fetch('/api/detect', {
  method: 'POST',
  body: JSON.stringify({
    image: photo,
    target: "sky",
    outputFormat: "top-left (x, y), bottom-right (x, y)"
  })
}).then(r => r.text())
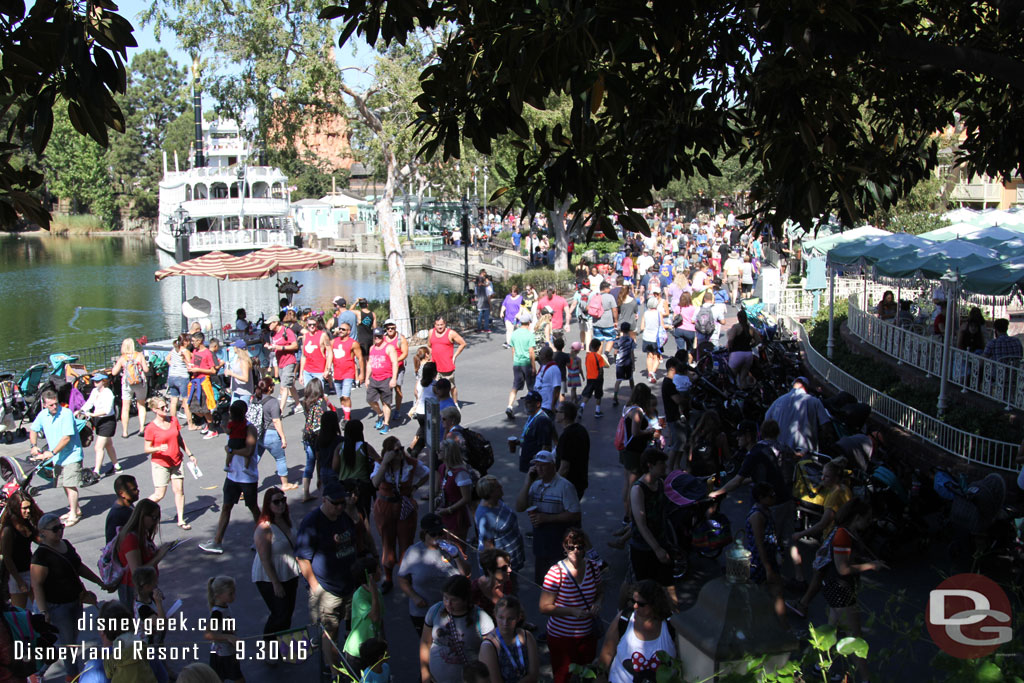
top-left (117, 0), bottom-right (375, 92)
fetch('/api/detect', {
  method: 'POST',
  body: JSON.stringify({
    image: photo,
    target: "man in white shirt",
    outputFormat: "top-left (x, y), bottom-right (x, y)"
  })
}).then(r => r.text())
top-left (636, 249), bottom-right (655, 278)
top-left (533, 346), bottom-right (562, 418)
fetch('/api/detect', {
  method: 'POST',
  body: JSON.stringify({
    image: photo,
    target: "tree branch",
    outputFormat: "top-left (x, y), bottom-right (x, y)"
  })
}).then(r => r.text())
top-left (878, 31), bottom-right (1024, 91)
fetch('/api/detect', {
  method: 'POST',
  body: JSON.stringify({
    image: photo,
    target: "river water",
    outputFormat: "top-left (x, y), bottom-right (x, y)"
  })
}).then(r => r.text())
top-left (0, 234), bottom-right (463, 360)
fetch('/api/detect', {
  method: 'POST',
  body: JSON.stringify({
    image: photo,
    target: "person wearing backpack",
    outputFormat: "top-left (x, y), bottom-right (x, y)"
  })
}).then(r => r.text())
top-left (693, 291), bottom-right (720, 358)
top-left (591, 281), bottom-right (619, 359)
top-left (434, 438), bottom-right (476, 545)
top-left (595, 580), bottom-right (676, 683)
top-left (111, 338), bottom-right (149, 439)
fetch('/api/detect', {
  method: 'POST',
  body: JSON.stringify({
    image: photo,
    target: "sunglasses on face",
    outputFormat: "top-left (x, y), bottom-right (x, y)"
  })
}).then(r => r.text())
top-left (565, 544), bottom-right (583, 552)
top-left (632, 598), bottom-right (649, 608)
top-left (46, 524), bottom-right (64, 532)
top-left (326, 498), bottom-right (346, 506)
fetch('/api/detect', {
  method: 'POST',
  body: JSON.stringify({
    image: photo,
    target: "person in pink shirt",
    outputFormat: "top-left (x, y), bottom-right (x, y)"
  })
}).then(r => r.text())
top-left (265, 315), bottom-right (300, 415)
top-left (537, 287), bottom-right (571, 335)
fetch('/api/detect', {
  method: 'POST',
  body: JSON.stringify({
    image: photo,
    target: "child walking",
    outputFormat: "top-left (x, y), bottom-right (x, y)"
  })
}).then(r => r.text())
top-left (205, 575), bottom-right (243, 682)
top-left (578, 338), bottom-right (609, 419)
top-left (566, 342), bottom-right (583, 403)
top-left (408, 347), bottom-right (431, 420)
top-left (133, 566), bottom-right (166, 645)
top-left (612, 322), bottom-right (637, 407)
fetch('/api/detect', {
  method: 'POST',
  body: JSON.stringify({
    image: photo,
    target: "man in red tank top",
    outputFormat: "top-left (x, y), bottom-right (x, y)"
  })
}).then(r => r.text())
top-left (366, 328), bottom-right (399, 434)
top-left (330, 322), bottom-right (363, 422)
top-left (428, 316), bottom-right (467, 404)
top-left (382, 318), bottom-right (409, 417)
top-left (299, 317), bottom-right (333, 388)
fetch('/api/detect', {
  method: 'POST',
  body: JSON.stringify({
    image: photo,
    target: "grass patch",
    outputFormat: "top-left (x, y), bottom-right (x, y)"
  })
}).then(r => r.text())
top-left (50, 214), bottom-right (107, 236)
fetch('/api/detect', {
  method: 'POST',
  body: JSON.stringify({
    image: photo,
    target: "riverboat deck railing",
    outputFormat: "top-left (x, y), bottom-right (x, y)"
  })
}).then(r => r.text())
top-left (0, 341), bottom-right (124, 378)
top-left (784, 314), bottom-right (1018, 472)
top-left (190, 227), bottom-right (293, 251)
top-left (847, 293), bottom-right (1024, 411)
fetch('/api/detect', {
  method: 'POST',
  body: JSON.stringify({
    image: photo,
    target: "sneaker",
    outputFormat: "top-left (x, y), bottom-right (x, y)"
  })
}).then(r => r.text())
top-left (505, 407), bottom-right (515, 420)
top-left (379, 425), bottom-right (390, 435)
top-left (374, 417), bottom-right (384, 430)
top-left (203, 430), bottom-right (218, 440)
top-left (294, 404), bottom-right (304, 414)
top-left (595, 409), bottom-right (603, 418)
top-left (199, 540), bottom-right (224, 554)
top-left (612, 398), bottom-right (619, 407)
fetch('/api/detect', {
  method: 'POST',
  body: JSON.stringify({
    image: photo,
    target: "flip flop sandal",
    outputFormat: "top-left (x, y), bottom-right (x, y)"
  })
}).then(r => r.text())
top-left (177, 522), bottom-right (192, 530)
top-left (64, 516), bottom-right (81, 527)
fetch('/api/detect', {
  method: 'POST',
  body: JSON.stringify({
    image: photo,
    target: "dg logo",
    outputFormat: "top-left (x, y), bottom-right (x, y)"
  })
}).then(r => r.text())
top-left (927, 573), bottom-right (1012, 659)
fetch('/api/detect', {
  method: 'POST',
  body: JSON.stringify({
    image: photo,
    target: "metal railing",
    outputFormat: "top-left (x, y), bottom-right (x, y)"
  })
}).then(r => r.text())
top-left (784, 315), bottom-right (1019, 472)
top-left (777, 278), bottom-right (891, 319)
top-left (0, 341), bottom-right (124, 378)
top-left (847, 294), bottom-right (1024, 411)
top-left (190, 227), bottom-right (293, 251)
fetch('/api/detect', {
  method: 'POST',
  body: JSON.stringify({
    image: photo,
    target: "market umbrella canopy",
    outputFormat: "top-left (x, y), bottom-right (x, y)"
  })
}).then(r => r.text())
top-left (802, 226), bottom-right (889, 257)
top-left (918, 222), bottom-right (985, 242)
top-left (944, 208), bottom-right (981, 225)
top-left (154, 250), bottom-right (277, 281)
top-left (827, 232), bottom-right (930, 267)
top-left (960, 255), bottom-right (1024, 296)
top-left (250, 244), bottom-right (335, 272)
top-left (873, 240), bottom-right (1001, 279)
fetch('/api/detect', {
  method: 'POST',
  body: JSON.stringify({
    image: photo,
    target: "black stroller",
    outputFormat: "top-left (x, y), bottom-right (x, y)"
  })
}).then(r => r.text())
top-left (663, 470), bottom-right (731, 579)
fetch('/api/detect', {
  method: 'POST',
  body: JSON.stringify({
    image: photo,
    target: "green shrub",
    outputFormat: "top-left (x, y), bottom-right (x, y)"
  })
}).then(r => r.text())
top-left (496, 268), bottom-right (576, 296)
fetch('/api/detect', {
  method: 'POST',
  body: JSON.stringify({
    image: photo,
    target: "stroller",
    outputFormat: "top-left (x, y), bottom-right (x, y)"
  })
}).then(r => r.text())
top-left (16, 362), bottom-right (49, 423)
top-left (0, 370), bottom-right (27, 443)
top-left (662, 470), bottom-right (731, 579)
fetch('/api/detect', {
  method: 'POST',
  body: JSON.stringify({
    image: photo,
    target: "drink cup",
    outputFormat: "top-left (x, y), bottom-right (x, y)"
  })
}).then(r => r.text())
top-left (508, 436), bottom-right (519, 453)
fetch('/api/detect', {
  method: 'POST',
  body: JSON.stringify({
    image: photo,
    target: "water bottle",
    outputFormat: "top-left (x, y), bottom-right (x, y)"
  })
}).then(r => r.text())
top-left (437, 540), bottom-right (459, 557)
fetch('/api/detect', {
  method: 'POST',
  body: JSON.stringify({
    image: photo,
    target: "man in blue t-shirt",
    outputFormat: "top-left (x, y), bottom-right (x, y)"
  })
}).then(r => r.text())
top-left (29, 389), bottom-right (84, 524)
top-left (296, 480), bottom-right (361, 671)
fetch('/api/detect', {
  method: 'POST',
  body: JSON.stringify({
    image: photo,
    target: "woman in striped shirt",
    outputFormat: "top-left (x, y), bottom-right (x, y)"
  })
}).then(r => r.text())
top-left (539, 528), bottom-right (604, 683)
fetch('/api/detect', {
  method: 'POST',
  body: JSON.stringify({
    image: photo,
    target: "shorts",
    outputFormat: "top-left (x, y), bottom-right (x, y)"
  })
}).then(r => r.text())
top-left (166, 376), bottom-right (189, 398)
top-left (581, 377), bottom-right (603, 400)
top-left (92, 414), bottom-right (116, 438)
top-left (641, 341), bottom-right (661, 355)
top-left (301, 370), bottom-right (324, 388)
top-left (438, 370), bottom-right (456, 385)
top-left (512, 365), bottom-right (534, 391)
top-left (54, 460), bottom-right (82, 488)
top-left (593, 326), bottom-right (616, 342)
top-left (334, 378), bottom-right (355, 398)
top-left (395, 366), bottom-right (406, 387)
top-left (308, 584), bottom-right (349, 634)
top-left (123, 382), bottom-right (147, 402)
top-left (151, 461), bottom-right (184, 488)
top-left (224, 478), bottom-right (258, 507)
top-left (7, 569), bottom-right (29, 595)
top-left (615, 364), bottom-right (634, 381)
top-left (619, 448), bottom-right (644, 476)
top-left (278, 363), bottom-right (296, 388)
top-left (366, 377), bottom-right (393, 406)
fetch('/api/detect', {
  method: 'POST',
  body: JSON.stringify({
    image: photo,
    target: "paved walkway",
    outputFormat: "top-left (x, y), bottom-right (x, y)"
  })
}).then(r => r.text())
top-left (3, 325), bottom-right (943, 681)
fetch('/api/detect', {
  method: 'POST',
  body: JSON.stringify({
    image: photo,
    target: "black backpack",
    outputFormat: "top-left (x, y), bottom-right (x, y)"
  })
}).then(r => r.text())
top-left (453, 426), bottom-right (495, 475)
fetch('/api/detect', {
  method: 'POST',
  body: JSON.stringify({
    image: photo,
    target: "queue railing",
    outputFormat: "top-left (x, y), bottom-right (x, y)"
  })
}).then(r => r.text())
top-left (784, 314), bottom-right (1019, 472)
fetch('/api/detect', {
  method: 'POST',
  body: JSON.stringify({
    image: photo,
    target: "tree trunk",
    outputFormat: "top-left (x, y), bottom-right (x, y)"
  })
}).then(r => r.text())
top-left (378, 147), bottom-right (413, 337)
top-left (548, 198), bottom-right (572, 271)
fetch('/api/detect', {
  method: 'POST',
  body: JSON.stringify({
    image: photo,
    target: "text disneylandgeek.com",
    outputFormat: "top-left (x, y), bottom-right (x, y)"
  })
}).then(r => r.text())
top-left (14, 613), bottom-right (311, 663)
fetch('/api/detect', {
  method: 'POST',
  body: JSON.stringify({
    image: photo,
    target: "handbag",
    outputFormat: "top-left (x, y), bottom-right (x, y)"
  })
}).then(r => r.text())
top-left (560, 560), bottom-right (605, 637)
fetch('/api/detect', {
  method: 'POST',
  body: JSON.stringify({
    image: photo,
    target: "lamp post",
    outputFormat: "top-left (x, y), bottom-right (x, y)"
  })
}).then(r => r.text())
top-left (937, 270), bottom-right (958, 417)
top-left (461, 194), bottom-right (470, 294)
top-left (169, 206), bottom-right (192, 333)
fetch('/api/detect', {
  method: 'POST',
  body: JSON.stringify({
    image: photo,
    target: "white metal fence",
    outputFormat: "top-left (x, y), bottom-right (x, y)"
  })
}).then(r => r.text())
top-left (846, 294), bottom-right (1024, 411)
top-left (784, 315), bottom-right (1019, 472)
top-left (777, 278), bottom-right (891, 319)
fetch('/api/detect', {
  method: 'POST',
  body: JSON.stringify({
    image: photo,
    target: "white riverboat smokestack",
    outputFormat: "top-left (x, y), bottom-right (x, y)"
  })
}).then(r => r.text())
top-left (192, 57), bottom-right (204, 169)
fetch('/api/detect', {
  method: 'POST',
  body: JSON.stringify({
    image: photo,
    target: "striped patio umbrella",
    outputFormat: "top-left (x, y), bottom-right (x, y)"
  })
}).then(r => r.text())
top-left (155, 251), bottom-right (278, 332)
top-left (153, 250), bottom-right (277, 282)
top-left (249, 244), bottom-right (335, 272)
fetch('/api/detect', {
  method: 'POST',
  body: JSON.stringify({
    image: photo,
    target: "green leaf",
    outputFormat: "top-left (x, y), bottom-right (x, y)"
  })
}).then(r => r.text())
top-left (835, 637), bottom-right (869, 659)
top-left (976, 661), bottom-right (1003, 683)
top-left (319, 6), bottom-right (345, 20)
top-left (809, 624), bottom-right (837, 652)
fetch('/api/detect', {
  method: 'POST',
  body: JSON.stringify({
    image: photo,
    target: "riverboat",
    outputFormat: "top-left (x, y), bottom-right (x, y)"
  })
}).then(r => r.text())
top-left (155, 119), bottom-right (294, 256)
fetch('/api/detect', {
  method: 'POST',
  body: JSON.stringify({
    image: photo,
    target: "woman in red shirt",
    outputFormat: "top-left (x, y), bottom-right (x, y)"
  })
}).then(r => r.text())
top-left (143, 396), bottom-right (197, 530)
top-left (114, 498), bottom-right (173, 604)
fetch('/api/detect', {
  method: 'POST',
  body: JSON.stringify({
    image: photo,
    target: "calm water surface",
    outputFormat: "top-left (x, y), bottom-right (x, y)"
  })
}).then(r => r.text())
top-left (0, 234), bottom-right (462, 360)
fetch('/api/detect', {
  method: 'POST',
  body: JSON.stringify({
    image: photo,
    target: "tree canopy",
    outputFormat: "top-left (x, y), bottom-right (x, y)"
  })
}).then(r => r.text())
top-left (0, 0), bottom-right (135, 227)
top-left (322, 0), bottom-right (1024, 237)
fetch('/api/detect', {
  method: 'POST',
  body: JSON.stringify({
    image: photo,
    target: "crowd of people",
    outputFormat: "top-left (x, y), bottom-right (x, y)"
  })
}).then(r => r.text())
top-left (0, 211), bottom-right (915, 683)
